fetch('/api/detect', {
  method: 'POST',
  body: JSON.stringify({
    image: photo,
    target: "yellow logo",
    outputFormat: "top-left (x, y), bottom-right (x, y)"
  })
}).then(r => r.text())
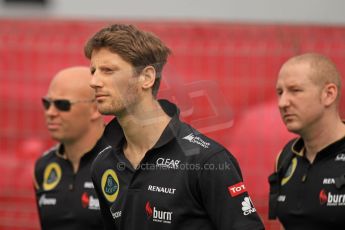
top-left (101, 169), bottom-right (119, 202)
top-left (43, 162), bottom-right (62, 191)
top-left (281, 157), bottom-right (297, 186)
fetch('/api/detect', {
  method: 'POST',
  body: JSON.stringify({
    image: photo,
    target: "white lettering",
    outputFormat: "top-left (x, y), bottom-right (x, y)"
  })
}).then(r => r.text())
top-left (88, 196), bottom-right (100, 210)
top-left (335, 153), bottom-right (345, 161)
top-left (153, 207), bottom-right (173, 223)
top-left (39, 194), bottom-right (57, 207)
top-left (277, 195), bottom-right (286, 202)
top-left (111, 211), bottom-right (122, 219)
top-left (326, 192), bottom-right (345, 206)
top-left (84, 181), bottom-right (94, 188)
top-left (323, 178), bottom-right (335, 184)
top-left (156, 158), bottom-right (180, 169)
top-left (148, 185), bottom-right (176, 195)
top-left (183, 134), bottom-right (210, 148)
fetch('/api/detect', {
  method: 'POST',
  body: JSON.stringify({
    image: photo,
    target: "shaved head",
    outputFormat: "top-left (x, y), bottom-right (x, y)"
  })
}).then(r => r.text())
top-left (48, 66), bottom-right (94, 100)
top-left (281, 53), bottom-right (341, 101)
top-left (44, 66), bottom-right (103, 143)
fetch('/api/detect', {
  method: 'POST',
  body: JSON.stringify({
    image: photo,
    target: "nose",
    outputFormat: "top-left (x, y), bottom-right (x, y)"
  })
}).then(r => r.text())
top-left (89, 70), bottom-right (103, 89)
top-left (278, 92), bottom-right (290, 109)
top-left (44, 102), bottom-right (59, 117)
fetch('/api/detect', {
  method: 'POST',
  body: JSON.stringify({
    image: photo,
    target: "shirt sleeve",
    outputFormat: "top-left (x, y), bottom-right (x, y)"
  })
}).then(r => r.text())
top-left (91, 163), bottom-right (117, 230)
top-left (197, 150), bottom-right (265, 230)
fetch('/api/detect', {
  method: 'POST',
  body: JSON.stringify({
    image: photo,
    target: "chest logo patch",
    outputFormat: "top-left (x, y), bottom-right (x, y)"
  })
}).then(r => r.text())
top-left (281, 157), bottom-right (297, 186)
top-left (335, 153), bottom-right (345, 161)
top-left (101, 169), bottom-right (119, 202)
top-left (319, 189), bottom-right (345, 206)
top-left (43, 162), bottom-right (62, 191)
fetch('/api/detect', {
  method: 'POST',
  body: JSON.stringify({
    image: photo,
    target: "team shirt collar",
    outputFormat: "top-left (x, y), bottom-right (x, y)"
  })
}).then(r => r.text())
top-left (291, 135), bottom-right (345, 161)
top-left (103, 99), bottom-right (181, 151)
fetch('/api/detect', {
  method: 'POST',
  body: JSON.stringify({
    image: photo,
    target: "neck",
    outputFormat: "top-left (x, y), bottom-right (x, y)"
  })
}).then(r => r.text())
top-left (118, 99), bottom-right (171, 168)
top-left (302, 115), bottom-right (345, 163)
top-left (63, 122), bottom-right (104, 172)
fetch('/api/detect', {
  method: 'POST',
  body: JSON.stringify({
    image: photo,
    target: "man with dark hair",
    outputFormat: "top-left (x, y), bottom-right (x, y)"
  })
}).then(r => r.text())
top-left (85, 24), bottom-right (265, 230)
top-left (269, 53), bottom-right (345, 230)
top-left (34, 67), bottom-right (105, 230)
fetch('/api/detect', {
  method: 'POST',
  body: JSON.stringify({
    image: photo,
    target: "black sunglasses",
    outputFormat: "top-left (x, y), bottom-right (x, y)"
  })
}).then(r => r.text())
top-left (42, 98), bottom-right (95, 112)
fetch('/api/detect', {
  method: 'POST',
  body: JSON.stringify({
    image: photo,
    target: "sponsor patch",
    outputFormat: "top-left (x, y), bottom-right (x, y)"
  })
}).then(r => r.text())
top-left (81, 192), bottom-right (100, 210)
top-left (335, 153), bottom-right (345, 161)
top-left (101, 169), bottom-right (119, 203)
top-left (156, 158), bottom-right (180, 169)
top-left (323, 178), bottom-right (335, 185)
top-left (43, 162), bottom-right (62, 191)
top-left (277, 195), bottom-right (286, 202)
top-left (145, 201), bottom-right (173, 224)
top-left (84, 181), bottom-right (94, 188)
top-left (39, 194), bottom-right (57, 207)
top-left (148, 185), bottom-right (176, 195)
top-left (241, 197), bottom-right (256, 215)
top-left (182, 133), bottom-right (210, 149)
top-left (319, 189), bottom-right (345, 206)
top-left (228, 182), bottom-right (246, 197)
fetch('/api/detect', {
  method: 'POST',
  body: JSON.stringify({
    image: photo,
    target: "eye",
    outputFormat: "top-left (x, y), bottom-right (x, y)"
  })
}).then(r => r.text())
top-left (276, 89), bottom-right (283, 96)
top-left (90, 67), bottom-right (96, 75)
top-left (103, 68), bottom-right (114, 74)
top-left (291, 88), bottom-right (302, 93)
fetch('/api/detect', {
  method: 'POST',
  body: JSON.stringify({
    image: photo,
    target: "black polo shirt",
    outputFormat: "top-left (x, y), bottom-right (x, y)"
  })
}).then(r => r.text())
top-left (91, 99), bottom-right (264, 230)
top-left (276, 137), bottom-right (345, 230)
top-left (34, 144), bottom-right (104, 230)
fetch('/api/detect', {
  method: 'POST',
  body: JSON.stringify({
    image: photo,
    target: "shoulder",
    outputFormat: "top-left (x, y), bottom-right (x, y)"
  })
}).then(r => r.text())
top-left (91, 143), bottom-right (113, 174)
top-left (275, 138), bottom-right (299, 171)
top-left (35, 145), bottom-right (59, 169)
top-left (176, 123), bottom-right (235, 164)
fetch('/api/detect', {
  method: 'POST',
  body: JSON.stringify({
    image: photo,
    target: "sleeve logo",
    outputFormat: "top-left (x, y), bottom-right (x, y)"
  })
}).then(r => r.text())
top-left (43, 162), bottom-right (62, 191)
top-left (241, 197), bottom-right (256, 215)
top-left (228, 182), bottom-right (246, 197)
top-left (101, 169), bottom-right (119, 202)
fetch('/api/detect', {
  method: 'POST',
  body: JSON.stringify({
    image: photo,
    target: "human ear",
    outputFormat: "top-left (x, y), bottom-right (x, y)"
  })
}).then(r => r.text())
top-left (140, 66), bottom-right (156, 90)
top-left (323, 83), bottom-right (338, 106)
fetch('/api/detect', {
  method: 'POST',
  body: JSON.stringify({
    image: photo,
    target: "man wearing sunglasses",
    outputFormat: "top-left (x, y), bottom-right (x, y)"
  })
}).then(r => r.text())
top-left (33, 66), bottom-right (105, 230)
top-left (84, 24), bottom-right (264, 230)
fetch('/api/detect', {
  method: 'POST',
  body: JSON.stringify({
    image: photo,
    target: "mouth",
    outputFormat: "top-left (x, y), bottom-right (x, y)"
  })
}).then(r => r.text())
top-left (47, 123), bottom-right (60, 130)
top-left (282, 114), bottom-right (295, 121)
top-left (95, 94), bottom-right (108, 101)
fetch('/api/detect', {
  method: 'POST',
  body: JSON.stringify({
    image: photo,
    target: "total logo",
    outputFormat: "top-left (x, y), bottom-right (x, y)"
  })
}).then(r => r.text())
top-left (319, 189), bottom-right (345, 206)
top-left (145, 201), bottom-right (173, 224)
top-left (182, 133), bottom-right (210, 149)
top-left (81, 192), bottom-right (100, 210)
top-left (241, 197), bottom-right (256, 216)
top-left (228, 182), bottom-right (247, 197)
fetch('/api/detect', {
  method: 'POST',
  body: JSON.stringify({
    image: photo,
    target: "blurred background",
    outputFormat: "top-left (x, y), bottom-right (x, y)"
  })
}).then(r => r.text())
top-left (0, 0), bottom-right (345, 229)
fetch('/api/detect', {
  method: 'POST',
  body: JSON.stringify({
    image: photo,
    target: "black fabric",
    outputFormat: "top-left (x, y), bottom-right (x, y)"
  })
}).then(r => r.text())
top-left (91, 99), bottom-right (265, 230)
top-left (34, 143), bottom-right (104, 230)
top-left (268, 139), bottom-right (296, 219)
top-left (270, 136), bottom-right (345, 230)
